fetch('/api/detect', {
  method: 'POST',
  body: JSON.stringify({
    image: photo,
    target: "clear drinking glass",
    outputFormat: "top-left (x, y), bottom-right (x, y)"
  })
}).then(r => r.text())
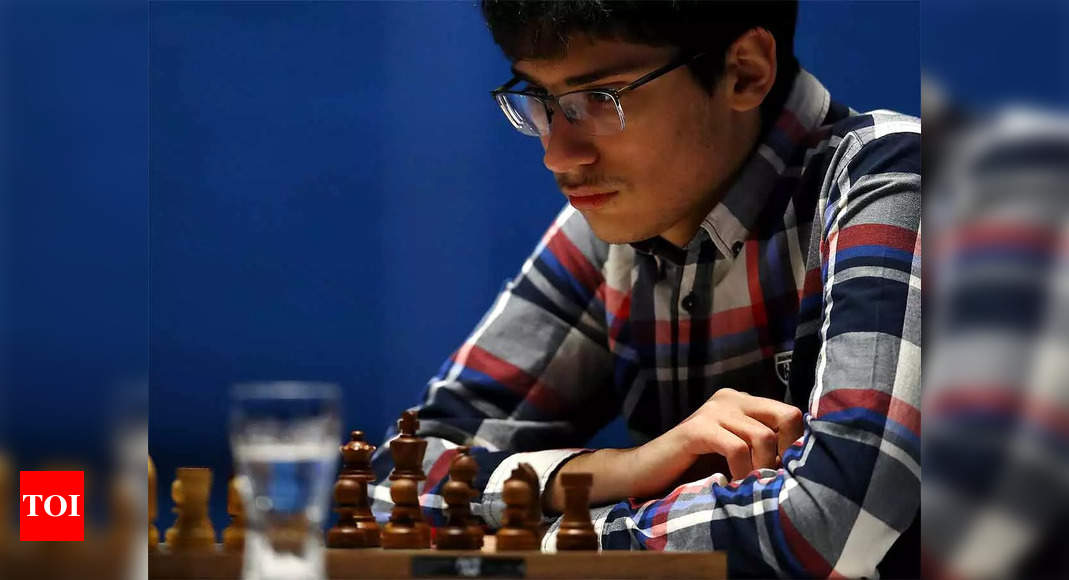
top-left (229, 382), bottom-right (341, 580)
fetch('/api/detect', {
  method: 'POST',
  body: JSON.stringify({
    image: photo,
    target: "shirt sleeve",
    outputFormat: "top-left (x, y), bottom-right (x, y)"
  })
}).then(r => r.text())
top-left (566, 117), bottom-right (922, 578)
top-left (368, 205), bottom-right (619, 527)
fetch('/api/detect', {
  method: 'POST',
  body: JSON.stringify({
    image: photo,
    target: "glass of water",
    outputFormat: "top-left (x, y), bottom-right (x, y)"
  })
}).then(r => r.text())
top-left (229, 382), bottom-right (341, 580)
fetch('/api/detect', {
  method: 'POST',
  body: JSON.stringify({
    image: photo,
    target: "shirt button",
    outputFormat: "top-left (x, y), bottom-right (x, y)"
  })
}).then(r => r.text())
top-left (732, 241), bottom-right (744, 256)
top-left (681, 293), bottom-right (696, 312)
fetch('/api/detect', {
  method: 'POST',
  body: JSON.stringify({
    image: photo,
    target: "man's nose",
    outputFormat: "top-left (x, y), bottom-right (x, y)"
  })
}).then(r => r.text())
top-left (542, 111), bottom-right (597, 174)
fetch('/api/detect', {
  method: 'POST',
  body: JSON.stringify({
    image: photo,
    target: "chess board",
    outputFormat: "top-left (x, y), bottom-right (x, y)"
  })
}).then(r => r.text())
top-left (151, 416), bottom-right (726, 578)
top-left (148, 538), bottom-right (727, 579)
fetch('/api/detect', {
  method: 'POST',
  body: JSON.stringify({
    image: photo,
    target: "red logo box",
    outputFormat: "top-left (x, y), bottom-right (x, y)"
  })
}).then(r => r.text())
top-left (19, 471), bottom-right (84, 541)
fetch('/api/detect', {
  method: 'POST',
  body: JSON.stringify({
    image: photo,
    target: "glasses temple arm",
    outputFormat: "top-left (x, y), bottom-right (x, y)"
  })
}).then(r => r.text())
top-left (617, 52), bottom-right (708, 95)
top-left (490, 76), bottom-right (522, 95)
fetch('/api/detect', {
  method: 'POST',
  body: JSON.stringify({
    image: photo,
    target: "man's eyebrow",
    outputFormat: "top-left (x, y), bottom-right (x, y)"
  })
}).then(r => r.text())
top-left (509, 67), bottom-right (543, 87)
top-left (510, 60), bottom-right (650, 89)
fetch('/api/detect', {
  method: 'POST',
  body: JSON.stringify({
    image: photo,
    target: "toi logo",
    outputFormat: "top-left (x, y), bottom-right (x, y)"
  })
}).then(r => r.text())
top-left (19, 471), bottom-right (84, 541)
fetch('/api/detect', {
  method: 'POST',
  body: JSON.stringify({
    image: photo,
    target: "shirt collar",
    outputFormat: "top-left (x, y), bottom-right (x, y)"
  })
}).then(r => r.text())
top-left (699, 68), bottom-right (831, 258)
top-left (630, 68), bottom-right (832, 262)
top-left (630, 236), bottom-right (687, 267)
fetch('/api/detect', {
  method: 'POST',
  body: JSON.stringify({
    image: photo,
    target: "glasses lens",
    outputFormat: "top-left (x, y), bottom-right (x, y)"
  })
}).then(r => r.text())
top-left (496, 93), bottom-right (550, 136)
top-left (558, 91), bottom-right (624, 136)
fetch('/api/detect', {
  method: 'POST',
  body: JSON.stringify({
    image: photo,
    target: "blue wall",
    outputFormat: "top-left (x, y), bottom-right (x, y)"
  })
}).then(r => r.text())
top-left (921, 0), bottom-right (1067, 107)
top-left (148, 1), bottom-right (919, 530)
top-left (2, 0), bottom-right (148, 523)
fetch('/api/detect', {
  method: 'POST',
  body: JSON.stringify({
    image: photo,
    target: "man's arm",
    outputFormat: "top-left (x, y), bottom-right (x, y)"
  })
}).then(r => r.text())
top-left (540, 114), bottom-right (921, 578)
top-left (369, 205), bottom-right (620, 526)
top-left (543, 388), bottom-right (804, 513)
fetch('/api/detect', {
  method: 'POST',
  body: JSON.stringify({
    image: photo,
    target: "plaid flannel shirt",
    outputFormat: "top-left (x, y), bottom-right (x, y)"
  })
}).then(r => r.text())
top-left (369, 69), bottom-right (921, 578)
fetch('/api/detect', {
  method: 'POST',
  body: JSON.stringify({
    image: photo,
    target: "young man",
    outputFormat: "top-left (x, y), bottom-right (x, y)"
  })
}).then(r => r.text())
top-left (370, 2), bottom-right (920, 577)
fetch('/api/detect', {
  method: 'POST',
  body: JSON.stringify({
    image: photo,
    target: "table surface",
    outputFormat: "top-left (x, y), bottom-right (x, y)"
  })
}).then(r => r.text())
top-left (148, 539), bottom-right (728, 579)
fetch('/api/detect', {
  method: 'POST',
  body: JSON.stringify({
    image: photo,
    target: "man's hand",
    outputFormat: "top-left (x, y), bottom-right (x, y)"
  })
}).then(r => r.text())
top-left (542, 389), bottom-right (804, 513)
top-left (672, 388), bottom-right (804, 481)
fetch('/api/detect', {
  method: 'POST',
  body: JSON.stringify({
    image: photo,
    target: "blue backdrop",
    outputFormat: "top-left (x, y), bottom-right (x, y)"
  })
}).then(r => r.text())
top-left (148, 1), bottom-right (919, 530)
top-left (2, 0), bottom-right (148, 525)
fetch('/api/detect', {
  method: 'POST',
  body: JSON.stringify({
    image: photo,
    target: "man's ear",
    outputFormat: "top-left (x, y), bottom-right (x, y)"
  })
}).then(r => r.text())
top-left (724, 27), bottom-right (777, 113)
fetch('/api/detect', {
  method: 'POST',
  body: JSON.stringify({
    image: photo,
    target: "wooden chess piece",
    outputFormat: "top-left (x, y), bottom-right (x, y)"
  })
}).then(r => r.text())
top-left (222, 476), bottom-right (246, 552)
top-left (449, 447), bottom-right (485, 548)
top-left (513, 462), bottom-right (542, 532)
top-left (164, 467), bottom-right (215, 551)
top-left (148, 456), bottom-right (158, 549)
top-left (555, 472), bottom-right (598, 550)
top-left (327, 476), bottom-right (367, 548)
top-left (435, 447), bottom-right (480, 550)
top-left (388, 411), bottom-right (428, 482)
top-left (384, 411), bottom-right (431, 547)
top-left (344, 431), bottom-right (381, 546)
top-left (349, 473), bottom-right (380, 547)
top-left (380, 477), bottom-right (429, 549)
top-left (328, 430), bottom-right (380, 548)
top-left (495, 467), bottom-right (540, 551)
top-left (340, 430), bottom-right (377, 480)
top-left (164, 475), bottom-right (182, 544)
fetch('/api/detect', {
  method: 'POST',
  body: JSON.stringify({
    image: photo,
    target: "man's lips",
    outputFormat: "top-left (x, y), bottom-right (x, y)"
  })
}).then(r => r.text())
top-left (564, 188), bottom-right (618, 210)
top-left (562, 186), bottom-right (617, 197)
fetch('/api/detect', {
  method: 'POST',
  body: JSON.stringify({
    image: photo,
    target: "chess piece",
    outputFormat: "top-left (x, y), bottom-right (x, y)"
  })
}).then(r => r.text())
top-left (449, 447), bottom-right (485, 548)
top-left (555, 472), bottom-right (598, 550)
top-left (340, 430), bottom-right (377, 480)
top-left (495, 467), bottom-right (539, 551)
top-left (435, 447), bottom-right (481, 550)
top-left (380, 477), bottom-right (430, 549)
top-left (328, 430), bottom-right (381, 548)
top-left (222, 476), bottom-right (246, 552)
top-left (327, 476), bottom-right (368, 548)
top-left (382, 411), bottom-right (431, 548)
top-left (164, 467), bottom-right (216, 550)
top-left (513, 463), bottom-right (542, 531)
top-left (148, 456), bottom-right (158, 550)
top-left (165, 475), bottom-right (183, 544)
top-left (388, 411), bottom-right (428, 482)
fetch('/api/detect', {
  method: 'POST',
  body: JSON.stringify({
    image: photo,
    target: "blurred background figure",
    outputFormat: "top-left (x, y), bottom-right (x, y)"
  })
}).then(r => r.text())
top-left (923, 1), bottom-right (1069, 577)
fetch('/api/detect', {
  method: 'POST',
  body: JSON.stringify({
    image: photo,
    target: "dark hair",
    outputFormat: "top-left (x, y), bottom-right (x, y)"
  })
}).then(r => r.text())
top-left (481, 0), bottom-right (800, 129)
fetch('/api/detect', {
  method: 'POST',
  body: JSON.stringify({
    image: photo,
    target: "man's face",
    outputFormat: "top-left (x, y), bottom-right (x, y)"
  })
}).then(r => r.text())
top-left (512, 38), bottom-right (753, 246)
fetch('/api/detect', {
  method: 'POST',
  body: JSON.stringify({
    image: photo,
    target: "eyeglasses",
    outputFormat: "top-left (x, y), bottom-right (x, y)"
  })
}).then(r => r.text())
top-left (491, 52), bottom-right (706, 137)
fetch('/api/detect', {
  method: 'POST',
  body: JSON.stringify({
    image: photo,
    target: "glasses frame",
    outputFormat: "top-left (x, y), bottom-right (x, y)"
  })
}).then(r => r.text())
top-left (490, 51), bottom-right (707, 136)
